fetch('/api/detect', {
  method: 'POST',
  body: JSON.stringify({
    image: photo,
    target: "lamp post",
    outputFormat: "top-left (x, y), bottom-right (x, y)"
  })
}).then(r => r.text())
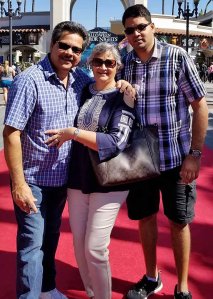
top-left (0, 0), bottom-right (22, 66)
top-left (177, 0), bottom-right (200, 53)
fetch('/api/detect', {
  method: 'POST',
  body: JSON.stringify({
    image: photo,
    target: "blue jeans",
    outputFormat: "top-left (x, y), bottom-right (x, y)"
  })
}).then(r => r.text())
top-left (14, 184), bottom-right (67, 299)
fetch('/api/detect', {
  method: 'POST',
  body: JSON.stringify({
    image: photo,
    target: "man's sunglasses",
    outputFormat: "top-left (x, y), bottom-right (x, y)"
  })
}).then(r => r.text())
top-left (56, 41), bottom-right (83, 55)
top-left (91, 58), bottom-right (117, 68)
top-left (124, 22), bottom-right (151, 35)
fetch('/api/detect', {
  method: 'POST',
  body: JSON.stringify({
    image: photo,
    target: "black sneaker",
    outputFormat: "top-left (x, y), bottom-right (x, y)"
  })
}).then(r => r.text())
top-left (125, 274), bottom-right (163, 299)
top-left (174, 285), bottom-right (192, 299)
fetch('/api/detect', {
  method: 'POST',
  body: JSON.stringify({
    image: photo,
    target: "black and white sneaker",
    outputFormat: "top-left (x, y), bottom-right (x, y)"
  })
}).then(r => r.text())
top-left (125, 273), bottom-right (163, 299)
top-left (174, 285), bottom-right (192, 299)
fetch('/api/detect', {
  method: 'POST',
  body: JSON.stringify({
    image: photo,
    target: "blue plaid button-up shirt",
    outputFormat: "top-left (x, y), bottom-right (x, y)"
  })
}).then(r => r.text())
top-left (119, 39), bottom-right (206, 171)
top-left (4, 55), bottom-right (91, 186)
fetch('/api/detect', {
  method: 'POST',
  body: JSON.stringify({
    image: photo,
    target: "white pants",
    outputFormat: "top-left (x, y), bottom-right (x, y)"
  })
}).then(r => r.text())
top-left (67, 189), bottom-right (128, 299)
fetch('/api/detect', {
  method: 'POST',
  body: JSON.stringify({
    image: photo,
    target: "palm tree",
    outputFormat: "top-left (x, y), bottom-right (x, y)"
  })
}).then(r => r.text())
top-left (32, 0), bottom-right (35, 12)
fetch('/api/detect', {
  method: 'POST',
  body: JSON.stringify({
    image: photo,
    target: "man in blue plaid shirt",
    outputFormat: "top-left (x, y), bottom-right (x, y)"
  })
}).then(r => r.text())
top-left (3, 21), bottom-right (92, 299)
top-left (120, 4), bottom-right (209, 299)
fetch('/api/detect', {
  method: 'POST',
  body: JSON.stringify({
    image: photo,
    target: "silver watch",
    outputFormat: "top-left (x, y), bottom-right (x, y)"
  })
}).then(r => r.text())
top-left (189, 149), bottom-right (202, 158)
top-left (73, 128), bottom-right (80, 140)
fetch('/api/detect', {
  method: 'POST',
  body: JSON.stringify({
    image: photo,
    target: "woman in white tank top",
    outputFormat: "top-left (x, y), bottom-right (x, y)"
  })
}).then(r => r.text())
top-left (0, 60), bottom-right (15, 104)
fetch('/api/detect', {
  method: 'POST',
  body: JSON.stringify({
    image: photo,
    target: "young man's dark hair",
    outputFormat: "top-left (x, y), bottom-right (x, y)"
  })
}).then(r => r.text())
top-left (122, 4), bottom-right (152, 25)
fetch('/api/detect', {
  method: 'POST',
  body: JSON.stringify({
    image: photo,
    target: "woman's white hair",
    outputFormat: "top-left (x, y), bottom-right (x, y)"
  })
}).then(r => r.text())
top-left (87, 42), bottom-right (123, 70)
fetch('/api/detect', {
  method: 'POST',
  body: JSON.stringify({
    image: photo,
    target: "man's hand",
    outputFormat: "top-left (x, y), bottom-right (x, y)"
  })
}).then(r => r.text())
top-left (179, 155), bottom-right (201, 184)
top-left (12, 182), bottom-right (38, 214)
top-left (116, 80), bottom-right (136, 100)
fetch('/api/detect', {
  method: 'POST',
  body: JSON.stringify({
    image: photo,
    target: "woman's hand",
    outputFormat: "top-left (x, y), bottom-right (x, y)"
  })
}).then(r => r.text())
top-left (45, 128), bottom-right (73, 148)
top-left (45, 128), bottom-right (98, 151)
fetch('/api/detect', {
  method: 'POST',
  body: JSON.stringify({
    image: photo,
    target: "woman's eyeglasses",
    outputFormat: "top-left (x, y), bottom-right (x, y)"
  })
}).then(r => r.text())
top-left (56, 41), bottom-right (83, 55)
top-left (124, 22), bottom-right (151, 35)
top-left (91, 58), bottom-right (117, 68)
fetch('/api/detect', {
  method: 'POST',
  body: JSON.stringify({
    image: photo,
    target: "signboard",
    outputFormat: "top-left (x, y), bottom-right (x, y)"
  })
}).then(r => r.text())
top-left (80, 27), bottom-right (119, 76)
top-left (0, 32), bottom-right (39, 45)
top-left (88, 27), bottom-right (118, 44)
top-left (0, 35), bottom-right (10, 44)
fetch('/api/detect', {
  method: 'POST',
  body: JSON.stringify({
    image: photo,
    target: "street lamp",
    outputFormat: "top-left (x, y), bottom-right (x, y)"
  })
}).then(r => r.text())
top-left (177, 0), bottom-right (200, 53)
top-left (0, 0), bottom-right (22, 66)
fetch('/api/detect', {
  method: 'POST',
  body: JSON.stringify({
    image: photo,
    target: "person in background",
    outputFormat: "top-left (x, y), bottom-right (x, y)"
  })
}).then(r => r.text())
top-left (195, 62), bottom-right (200, 73)
top-left (0, 60), bottom-right (15, 104)
top-left (119, 4), bottom-right (208, 299)
top-left (200, 62), bottom-right (208, 82)
top-left (208, 61), bottom-right (213, 83)
top-left (45, 42), bottom-right (135, 299)
top-left (15, 62), bottom-right (22, 75)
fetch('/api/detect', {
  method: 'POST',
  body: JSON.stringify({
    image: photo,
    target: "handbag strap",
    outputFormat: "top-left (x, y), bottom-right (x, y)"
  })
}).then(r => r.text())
top-left (101, 103), bottom-right (118, 133)
top-left (100, 93), bottom-right (141, 133)
top-left (99, 93), bottom-right (123, 133)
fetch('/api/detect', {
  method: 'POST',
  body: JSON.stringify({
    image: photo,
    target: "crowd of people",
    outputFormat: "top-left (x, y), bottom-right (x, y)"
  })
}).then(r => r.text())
top-left (196, 61), bottom-right (213, 83)
top-left (0, 60), bottom-right (36, 104)
top-left (3, 4), bottom-right (209, 299)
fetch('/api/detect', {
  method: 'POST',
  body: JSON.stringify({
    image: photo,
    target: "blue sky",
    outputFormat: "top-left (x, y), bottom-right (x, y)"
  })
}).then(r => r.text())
top-left (21, 0), bottom-right (213, 30)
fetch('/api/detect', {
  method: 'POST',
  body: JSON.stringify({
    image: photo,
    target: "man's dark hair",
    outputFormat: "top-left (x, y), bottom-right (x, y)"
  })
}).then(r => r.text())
top-left (122, 4), bottom-right (152, 26)
top-left (51, 21), bottom-right (89, 50)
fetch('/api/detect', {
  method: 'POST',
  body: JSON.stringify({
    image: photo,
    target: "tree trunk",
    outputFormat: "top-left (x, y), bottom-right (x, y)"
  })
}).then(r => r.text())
top-left (32, 0), bottom-right (35, 12)
top-left (24, 0), bottom-right (26, 12)
top-left (162, 0), bottom-right (165, 14)
top-left (172, 0), bottom-right (175, 15)
top-left (95, 0), bottom-right (98, 27)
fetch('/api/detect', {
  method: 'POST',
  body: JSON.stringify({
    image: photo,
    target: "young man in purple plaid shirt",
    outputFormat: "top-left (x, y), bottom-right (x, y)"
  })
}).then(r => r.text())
top-left (120, 4), bottom-right (208, 299)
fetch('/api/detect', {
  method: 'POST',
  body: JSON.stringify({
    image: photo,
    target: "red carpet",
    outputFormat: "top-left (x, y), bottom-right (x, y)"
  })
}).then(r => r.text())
top-left (0, 147), bottom-right (213, 299)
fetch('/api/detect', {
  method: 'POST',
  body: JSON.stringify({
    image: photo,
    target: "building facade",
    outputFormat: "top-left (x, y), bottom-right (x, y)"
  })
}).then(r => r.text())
top-left (0, 11), bottom-right (50, 64)
top-left (111, 12), bottom-right (213, 64)
top-left (0, 0), bottom-right (212, 65)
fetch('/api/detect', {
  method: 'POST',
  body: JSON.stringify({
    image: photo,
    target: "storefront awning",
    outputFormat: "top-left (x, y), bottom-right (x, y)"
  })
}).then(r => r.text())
top-left (155, 27), bottom-right (213, 38)
top-left (0, 25), bottom-right (50, 33)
